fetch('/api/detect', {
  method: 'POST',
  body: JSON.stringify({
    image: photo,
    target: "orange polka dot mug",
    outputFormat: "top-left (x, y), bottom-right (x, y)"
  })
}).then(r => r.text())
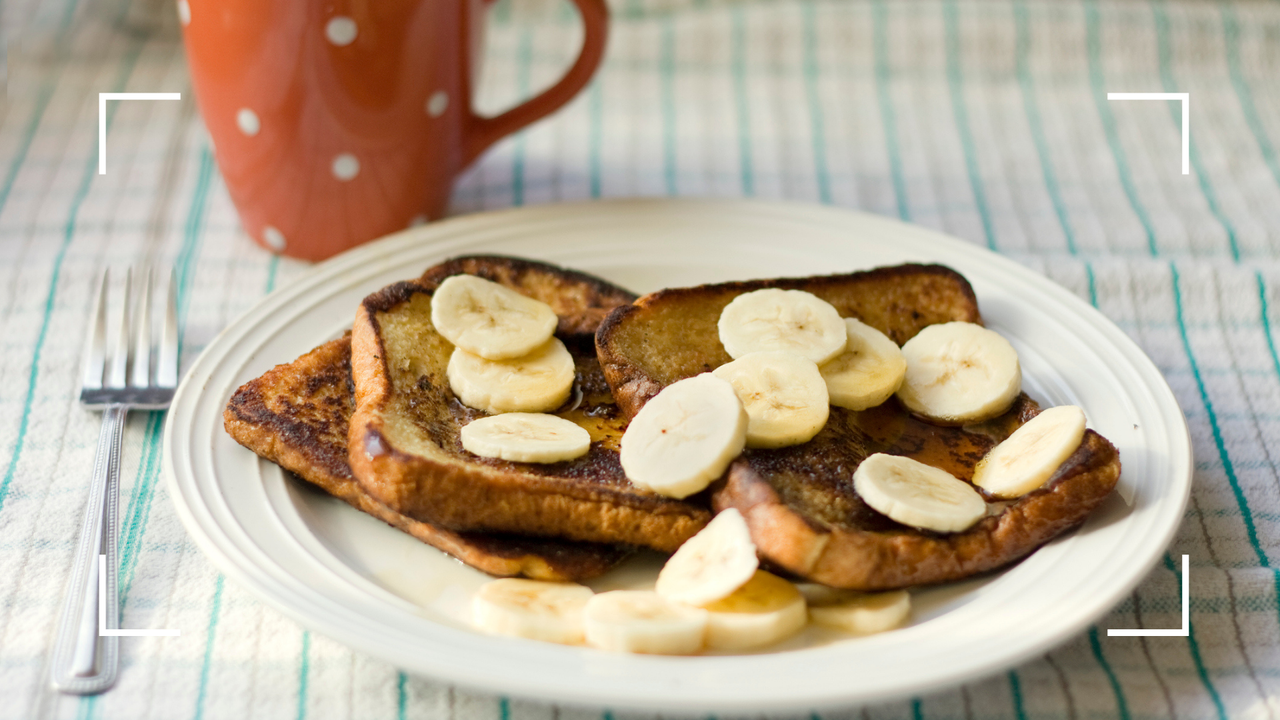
top-left (180, 0), bottom-right (608, 260)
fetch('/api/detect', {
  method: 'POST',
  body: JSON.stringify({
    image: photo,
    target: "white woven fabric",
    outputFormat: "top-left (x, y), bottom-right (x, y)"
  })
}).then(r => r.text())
top-left (2, 0), bottom-right (1280, 718)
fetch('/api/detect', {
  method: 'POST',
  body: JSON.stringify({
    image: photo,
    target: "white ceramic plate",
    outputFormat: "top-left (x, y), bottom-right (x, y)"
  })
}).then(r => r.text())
top-left (164, 199), bottom-right (1190, 714)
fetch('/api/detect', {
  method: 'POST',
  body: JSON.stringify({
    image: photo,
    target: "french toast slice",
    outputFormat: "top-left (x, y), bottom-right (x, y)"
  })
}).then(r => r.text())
top-left (348, 261), bottom-right (711, 552)
top-left (595, 264), bottom-right (1122, 590)
top-left (224, 335), bottom-right (631, 581)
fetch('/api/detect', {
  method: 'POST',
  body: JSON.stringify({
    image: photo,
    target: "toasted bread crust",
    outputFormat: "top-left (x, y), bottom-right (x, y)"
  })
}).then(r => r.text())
top-left (224, 335), bottom-right (631, 581)
top-left (596, 264), bottom-right (1122, 589)
top-left (226, 335), bottom-right (634, 576)
top-left (349, 264), bottom-right (710, 552)
top-left (715, 431), bottom-right (1120, 589)
top-left (596, 264), bottom-right (981, 419)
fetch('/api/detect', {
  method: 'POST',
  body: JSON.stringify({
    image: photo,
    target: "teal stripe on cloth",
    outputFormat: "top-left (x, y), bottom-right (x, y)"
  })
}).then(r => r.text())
top-left (0, 83), bottom-right (56, 218)
top-left (873, 0), bottom-right (909, 221)
top-left (1085, 0), bottom-right (1159, 256)
top-left (588, 81), bottom-right (603, 199)
top-left (1014, 1), bottom-right (1077, 254)
top-left (499, 697), bottom-right (510, 720)
top-left (1254, 272), bottom-right (1280, 625)
top-left (0, 38), bottom-right (145, 516)
top-left (1259, 274), bottom-right (1280, 383)
top-left (117, 412), bottom-right (161, 606)
top-left (1081, 269), bottom-right (1134, 720)
top-left (511, 29), bottom-right (533, 207)
top-left (190, 233), bottom-right (279, 720)
top-left (911, 697), bottom-right (923, 720)
top-left (1008, 671), bottom-right (1027, 720)
top-left (944, 0), bottom-right (997, 250)
top-left (661, 16), bottom-right (678, 196)
top-left (802, 1), bottom-right (831, 205)
top-left (492, 0), bottom-right (511, 26)
top-left (622, 0), bottom-right (644, 21)
top-left (396, 672), bottom-right (407, 720)
top-left (296, 631), bottom-right (311, 720)
top-left (175, 147), bottom-right (216, 329)
top-left (1171, 262), bottom-right (1280, 645)
top-left (1161, 553), bottom-right (1228, 720)
top-left (119, 144), bottom-right (215, 608)
top-left (75, 695), bottom-right (96, 720)
top-left (1088, 627), bottom-right (1132, 720)
top-left (192, 575), bottom-right (225, 720)
top-left (265, 255), bottom-right (280, 294)
top-left (731, 6), bottom-right (754, 197)
top-left (0, 0), bottom-right (82, 216)
top-left (1222, 5), bottom-right (1280, 193)
top-left (1171, 263), bottom-right (1271, 571)
top-left (1152, 1), bottom-right (1239, 260)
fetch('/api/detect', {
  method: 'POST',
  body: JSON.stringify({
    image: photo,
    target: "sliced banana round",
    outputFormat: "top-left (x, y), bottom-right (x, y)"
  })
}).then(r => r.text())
top-left (806, 589), bottom-right (911, 636)
top-left (820, 318), bottom-right (908, 411)
top-left (972, 405), bottom-right (1087, 498)
top-left (584, 590), bottom-right (708, 655)
top-left (853, 453), bottom-right (987, 533)
top-left (896, 322), bottom-right (1021, 424)
top-left (619, 374), bottom-right (748, 499)
top-left (471, 579), bottom-right (594, 645)
top-left (794, 583), bottom-right (857, 608)
top-left (461, 413), bottom-right (591, 464)
top-left (431, 274), bottom-right (559, 360)
top-left (448, 337), bottom-right (575, 414)
top-left (702, 570), bottom-right (807, 651)
top-left (718, 288), bottom-right (847, 364)
top-left (712, 351), bottom-right (829, 449)
top-left (656, 508), bottom-right (759, 607)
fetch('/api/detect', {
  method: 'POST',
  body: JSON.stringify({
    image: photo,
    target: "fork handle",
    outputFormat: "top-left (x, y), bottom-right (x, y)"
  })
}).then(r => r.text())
top-left (50, 404), bottom-right (126, 695)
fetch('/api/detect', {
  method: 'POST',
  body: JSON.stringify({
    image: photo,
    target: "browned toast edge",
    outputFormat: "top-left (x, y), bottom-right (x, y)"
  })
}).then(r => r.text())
top-left (596, 263), bottom-right (982, 420)
top-left (223, 335), bottom-right (632, 581)
top-left (348, 280), bottom-right (711, 553)
top-left (713, 431), bottom-right (1121, 589)
top-left (594, 263), bottom-right (1122, 589)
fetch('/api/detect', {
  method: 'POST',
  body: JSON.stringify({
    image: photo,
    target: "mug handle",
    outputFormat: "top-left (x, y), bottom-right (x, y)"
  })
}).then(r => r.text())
top-left (462, 0), bottom-right (609, 166)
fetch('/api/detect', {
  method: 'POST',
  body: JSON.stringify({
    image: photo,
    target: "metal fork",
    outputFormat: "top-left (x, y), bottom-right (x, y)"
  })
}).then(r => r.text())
top-left (49, 267), bottom-right (177, 695)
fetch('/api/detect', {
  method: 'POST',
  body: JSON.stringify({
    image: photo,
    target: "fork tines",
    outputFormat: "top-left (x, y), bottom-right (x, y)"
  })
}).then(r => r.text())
top-left (80, 267), bottom-right (179, 409)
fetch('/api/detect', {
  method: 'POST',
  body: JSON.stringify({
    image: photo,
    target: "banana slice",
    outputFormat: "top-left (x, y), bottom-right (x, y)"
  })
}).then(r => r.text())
top-left (806, 588), bottom-right (911, 635)
top-left (712, 351), bottom-right (829, 449)
top-left (471, 579), bottom-right (594, 645)
top-left (448, 337), bottom-right (575, 414)
top-left (702, 570), bottom-right (807, 651)
top-left (820, 318), bottom-right (908, 411)
top-left (656, 508), bottom-right (758, 607)
top-left (853, 453), bottom-right (987, 533)
top-left (895, 322), bottom-right (1021, 424)
top-left (718, 288), bottom-right (847, 364)
top-left (431, 274), bottom-right (559, 360)
top-left (461, 413), bottom-right (591, 464)
top-left (619, 374), bottom-right (748, 499)
top-left (584, 591), bottom-right (708, 655)
top-left (794, 583), bottom-right (857, 608)
top-left (972, 405), bottom-right (1087, 498)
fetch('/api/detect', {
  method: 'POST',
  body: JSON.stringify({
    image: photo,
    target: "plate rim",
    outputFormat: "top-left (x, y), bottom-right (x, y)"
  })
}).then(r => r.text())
top-left (164, 197), bottom-right (1192, 713)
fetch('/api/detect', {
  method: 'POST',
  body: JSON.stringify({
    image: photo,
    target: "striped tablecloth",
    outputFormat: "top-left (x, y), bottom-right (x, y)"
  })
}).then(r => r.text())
top-left (3, 0), bottom-right (1280, 717)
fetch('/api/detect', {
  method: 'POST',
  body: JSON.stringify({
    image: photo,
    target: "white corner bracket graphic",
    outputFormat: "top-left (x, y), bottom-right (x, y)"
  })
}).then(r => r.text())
top-left (1106, 92), bottom-right (1190, 175)
top-left (98, 555), bottom-right (180, 637)
top-left (1108, 554), bottom-right (1189, 637)
top-left (98, 92), bottom-right (182, 174)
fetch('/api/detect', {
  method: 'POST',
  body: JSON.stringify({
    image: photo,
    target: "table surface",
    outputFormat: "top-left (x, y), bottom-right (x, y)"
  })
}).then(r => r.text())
top-left (2, 0), bottom-right (1279, 718)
